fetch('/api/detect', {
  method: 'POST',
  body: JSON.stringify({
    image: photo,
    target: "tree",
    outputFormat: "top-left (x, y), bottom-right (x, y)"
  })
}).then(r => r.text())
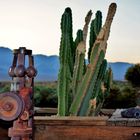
top-left (125, 64), bottom-right (140, 87)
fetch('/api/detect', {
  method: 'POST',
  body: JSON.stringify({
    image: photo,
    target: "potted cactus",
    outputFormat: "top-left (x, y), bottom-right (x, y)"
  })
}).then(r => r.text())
top-left (34, 3), bottom-right (125, 140)
top-left (57, 3), bottom-right (115, 117)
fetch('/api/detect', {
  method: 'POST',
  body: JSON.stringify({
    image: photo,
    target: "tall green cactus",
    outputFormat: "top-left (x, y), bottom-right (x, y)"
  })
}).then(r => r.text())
top-left (92, 59), bottom-right (107, 99)
top-left (57, 3), bottom-right (116, 116)
top-left (94, 67), bottom-right (113, 116)
top-left (74, 30), bottom-right (83, 49)
top-left (71, 10), bottom-right (92, 98)
top-left (87, 59), bottom-right (107, 116)
top-left (71, 42), bottom-right (85, 97)
top-left (58, 7), bottom-right (73, 116)
top-left (73, 29), bottom-right (83, 63)
top-left (88, 11), bottom-right (102, 62)
top-left (94, 11), bottom-right (102, 35)
top-left (69, 3), bottom-right (117, 116)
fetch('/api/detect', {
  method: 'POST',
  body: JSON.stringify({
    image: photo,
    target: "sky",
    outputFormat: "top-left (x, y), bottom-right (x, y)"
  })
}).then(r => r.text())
top-left (0, 0), bottom-right (140, 63)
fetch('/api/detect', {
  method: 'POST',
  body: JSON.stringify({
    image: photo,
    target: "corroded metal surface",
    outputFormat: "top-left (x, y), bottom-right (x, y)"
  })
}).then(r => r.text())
top-left (0, 92), bottom-right (24, 121)
top-left (0, 47), bottom-right (37, 140)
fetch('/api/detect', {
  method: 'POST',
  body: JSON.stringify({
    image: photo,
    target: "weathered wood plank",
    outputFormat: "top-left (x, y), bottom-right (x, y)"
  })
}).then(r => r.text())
top-left (1, 115), bottom-right (140, 140)
top-left (34, 125), bottom-right (140, 140)
top-left (34, 107), bottom-right (115, 116)
top-left (34, 107), bottom-right (57, 115)
top-left (34, 116), bottom-right (108, 126)
top-left (34, 116), bottom-right (140, 140)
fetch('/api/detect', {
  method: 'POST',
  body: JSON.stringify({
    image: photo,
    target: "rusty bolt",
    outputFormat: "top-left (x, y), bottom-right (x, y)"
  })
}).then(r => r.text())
top-left (26, 66), bottom-right (37, 78)
top-left (8, 66), bottom-right (16, 77)
top-left (20, 111), bottom-right (29, 121)
top-left (14, 65), bottom-right (26, 77)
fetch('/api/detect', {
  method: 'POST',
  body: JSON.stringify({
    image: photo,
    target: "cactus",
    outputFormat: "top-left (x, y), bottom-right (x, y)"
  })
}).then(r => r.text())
top-left (58, 7), bottom-right (74, 116)
top-left (71, 10), bottom-right (92, 98)
top-left (57, 3), bottom-right (116, 116)
top-left (88, 11), bottom-right (102, 62)
top-left (94, 11), bottom-right (102, 36)
top-left (69, 47), bottom-right (105, 115)
top-left (87, 59), bottom-right (107, 116)
top-left (69, 3), bottom-right (117, 116)
top-left (93, 67), bottom-right (113, 116)
top-left (74, 30), bottom-right (83, 50)
top-left (93, 59), bottom-right (107, 98)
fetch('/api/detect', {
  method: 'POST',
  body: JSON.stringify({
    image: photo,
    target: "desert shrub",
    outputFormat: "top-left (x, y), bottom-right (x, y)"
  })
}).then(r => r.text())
top-left (104, 84), bottom-right (121, 108)
top-left (104, 81), bottom-right (137, 109)
top-left (125, 64), bottom-right (140, 87)
top-left (0, 84), bottom-right (10, 93)
top-left (34, 86), bottom-right (57, 107)
top-left (117, 86), bottom-right (136, 108)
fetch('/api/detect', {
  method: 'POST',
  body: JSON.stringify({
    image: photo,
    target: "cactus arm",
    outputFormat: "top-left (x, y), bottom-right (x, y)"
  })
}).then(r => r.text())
top-left (69, 45), bottom-right (104, 115)
top-left (71, 42), bottom-right (85, 96)
top-left (88, 19), bottom-right (96, 62)
top-left (58, 8), bottom-right (73, 116)
top-left (78, 50), bottom-right (105, 116)
top-left (74, 30), bottom-right (83, 50)
top-left (88, 11), bottom-right (102, 62)
top-left (80, 3), bottom-right (116, 116)
top-left (94, 11), bottom-right (102, 36)
top-left (69, 3), bottom-right (117, 116)
top-left (83, 10), bottom-right (93, 42)
top-left (94, 68), bottom-right (113, 116)
top-left (92, 59), bottom-right (107, 98)
top-left (71, 11), bottom-right (92, 97)
top-left (87, 59), bottom-right (107, 116)
top-left (73, 29), bottom-right (83, 63)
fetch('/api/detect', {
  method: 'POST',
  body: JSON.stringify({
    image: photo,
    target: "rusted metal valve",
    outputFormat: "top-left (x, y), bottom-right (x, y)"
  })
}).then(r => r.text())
top-left (0, 92), bottom-right (24, 121)
top-left (0, 47), bottom-right (37, 140)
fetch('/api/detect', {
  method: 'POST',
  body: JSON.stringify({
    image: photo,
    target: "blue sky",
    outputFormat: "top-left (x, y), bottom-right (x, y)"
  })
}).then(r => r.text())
top-left (0, 0), bottom-right (140, 63)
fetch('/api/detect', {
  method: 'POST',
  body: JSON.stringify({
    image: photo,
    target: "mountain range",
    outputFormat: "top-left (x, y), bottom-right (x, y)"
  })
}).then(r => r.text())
top-left (0, 47), bottom-right (133, 81)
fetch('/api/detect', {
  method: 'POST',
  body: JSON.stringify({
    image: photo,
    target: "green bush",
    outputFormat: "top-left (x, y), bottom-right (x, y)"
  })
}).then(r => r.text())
top-left (104, 81), bottom-right (137, 109)
top-left (125, 64), bottom-right (140, 87)
top-left (34, 86), bottom-right (57, 107)
top-left (0, 81), bottom-right (137, 109)
top-left (0, 83), bottom-right (10, 93)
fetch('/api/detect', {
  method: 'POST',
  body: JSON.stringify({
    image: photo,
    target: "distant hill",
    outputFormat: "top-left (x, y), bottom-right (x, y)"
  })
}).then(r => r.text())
top-left (0, 47), bottom-right (133, 81)
top-left (108, 62), bottom-right (133, 81)
top-left (0, 47), bottom-right (13, 81)
top-left (34, 54), bottom-right (59, 81)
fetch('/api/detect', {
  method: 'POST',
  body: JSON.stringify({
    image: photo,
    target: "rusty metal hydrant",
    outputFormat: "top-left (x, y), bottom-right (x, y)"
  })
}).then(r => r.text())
top-left (0, 47), bottom-right (37, 140)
